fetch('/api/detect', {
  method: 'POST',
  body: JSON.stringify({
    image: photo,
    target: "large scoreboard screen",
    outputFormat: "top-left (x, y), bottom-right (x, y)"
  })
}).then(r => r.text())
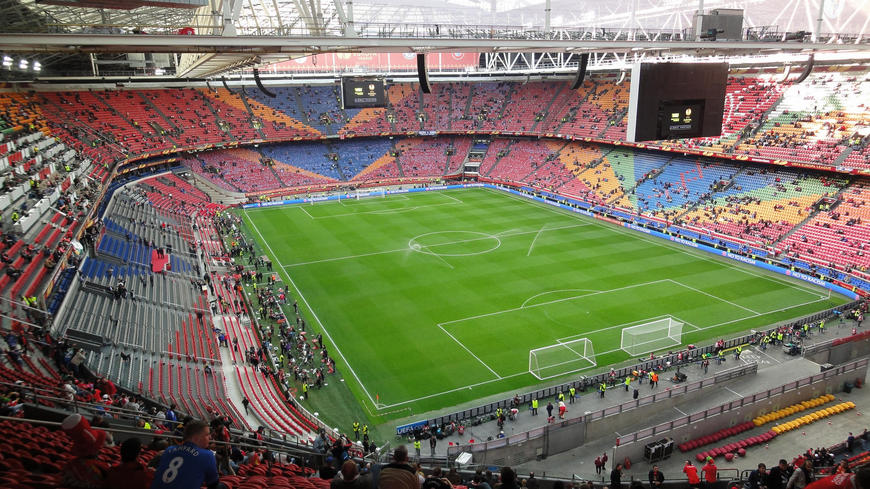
top-left (626, 62), bottom-right (728, 142)
top-left (658, 99), bottom-right (705, 139)
top-left (341, 78), bottom-right (386, 108)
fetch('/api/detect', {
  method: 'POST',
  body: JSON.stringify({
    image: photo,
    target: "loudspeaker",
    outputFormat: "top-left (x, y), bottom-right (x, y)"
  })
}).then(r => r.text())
top-left (794, 54), bottom-right (815, 84)
top-left (417, 54), bottom-right (431, 94)
top-left (570, 53), bottom-right (590, 90)
top-left (220, 77), bottom-right (234, 94)
top-left (253, 69), bottom-right (276, 97)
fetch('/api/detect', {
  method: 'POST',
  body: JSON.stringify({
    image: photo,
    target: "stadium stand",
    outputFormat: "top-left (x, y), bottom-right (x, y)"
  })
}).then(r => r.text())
top-left (734, 72), bottom-right (869, 166)
top-left (678, 168), bottom-right (847, 245)
top-left (778, 179), bottom-right (870, 271)
top-left (0, 67), bottom-right (870, 489)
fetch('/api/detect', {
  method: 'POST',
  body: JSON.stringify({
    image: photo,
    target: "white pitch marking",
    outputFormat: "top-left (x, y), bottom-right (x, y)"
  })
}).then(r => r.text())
top-left (486, 186), bottom-right (832, 300)
top-left (438, 325), bottom-right (501, 379)
top-left (440, 279), bottom-right (671, 327)
top-left (376, 294), bottom-right (835, 410)
top-left (283, 224), bottom-right (588, 267)
top-left (527, 225), bottom-right (548, 256)
top-left (420, 245), bottom-right (455, 269)
top-left (250, 188), bottom-right (844, 410)
top-left (668, 279), bottom-right (761, 315)
top-left (241, 209), bottom-right (380, 408)
top-left (522, 289), bottom-right (602, 309)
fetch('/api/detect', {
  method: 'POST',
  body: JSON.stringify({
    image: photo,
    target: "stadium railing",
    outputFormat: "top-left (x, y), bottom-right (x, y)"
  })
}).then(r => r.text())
top-left (611, 357), bottom-right (869, 465)
top-left (410, 298), bottom-right (861, 433)
top-left (443, 362), bottom-right (759, 468)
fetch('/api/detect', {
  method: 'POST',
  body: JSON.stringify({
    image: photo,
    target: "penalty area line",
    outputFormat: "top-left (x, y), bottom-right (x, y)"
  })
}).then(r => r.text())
top-left (437, 325), bottom-right (501, 379)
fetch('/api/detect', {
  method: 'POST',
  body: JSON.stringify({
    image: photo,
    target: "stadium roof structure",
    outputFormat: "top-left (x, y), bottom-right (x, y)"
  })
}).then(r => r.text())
top-left (0, 0), bottom-right (868, 78)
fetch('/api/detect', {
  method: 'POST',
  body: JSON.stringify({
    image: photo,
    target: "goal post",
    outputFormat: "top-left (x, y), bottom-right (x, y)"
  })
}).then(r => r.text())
top-left (620, 317), bottom-right (683, 357)
top-left (529, 338), bottom-right (596, 381)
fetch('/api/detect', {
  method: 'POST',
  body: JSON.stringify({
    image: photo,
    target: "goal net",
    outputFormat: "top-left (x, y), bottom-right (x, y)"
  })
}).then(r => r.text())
top-left (529, 338), bottom-right (596, 381)
top-left (620, 317), bottom-right (683, 357)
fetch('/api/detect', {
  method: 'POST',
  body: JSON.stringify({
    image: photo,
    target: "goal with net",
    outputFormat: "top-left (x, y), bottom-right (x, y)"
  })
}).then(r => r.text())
top-left (620, 317), bottom-right (683, 357)
top-left (528, 338), bottom-right (596, 381)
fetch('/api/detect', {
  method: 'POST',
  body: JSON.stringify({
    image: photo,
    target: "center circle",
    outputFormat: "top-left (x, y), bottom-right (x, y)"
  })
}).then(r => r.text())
top-left (408, 231), bottom-right (501, 257)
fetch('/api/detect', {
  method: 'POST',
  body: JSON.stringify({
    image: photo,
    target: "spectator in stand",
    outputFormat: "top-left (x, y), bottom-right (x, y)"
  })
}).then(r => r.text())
top-left (378, 445), bottom-right (419, 489)
top-left (61, 413), bottom-right (109, 489)
top-left (702, 457), bottom-right (718, 489)
top-left (684, 461), bottom-right (701, 489)
top-left (611, 463), bottom-right (624, 489)
top-left (805, 467), bottom-right (870, 489)
top-left (320, 458), bottom-right (339, 480)
top-left (768, 459), bottom-right (794, 489)
top-left (649, 465), bottom-right (665, 489)
top-left (749, 463), bottom-right (769, 489)
top-left (788, 459), bottom-right (814, 489)
top-left (496, 467), bottom-right (519, 489)
top-left (151, 419), bottom-right (223, 489)
top-left (104, 438), bottom-right (154, 489)
top-left (332, 460), bottom-right (367, 489)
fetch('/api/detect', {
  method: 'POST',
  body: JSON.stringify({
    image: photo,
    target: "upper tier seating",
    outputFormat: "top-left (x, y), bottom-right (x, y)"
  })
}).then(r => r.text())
top-left (0, 73), bottom-right (851, 173)
top-left (735, 73), bottom-right (870, 166)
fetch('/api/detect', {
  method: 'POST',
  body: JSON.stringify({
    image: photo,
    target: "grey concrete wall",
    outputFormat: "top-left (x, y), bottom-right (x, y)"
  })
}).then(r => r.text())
top-left (807, 337), bottom-right (870, 366)
top-left (611, 360), bottom-right (868, 466)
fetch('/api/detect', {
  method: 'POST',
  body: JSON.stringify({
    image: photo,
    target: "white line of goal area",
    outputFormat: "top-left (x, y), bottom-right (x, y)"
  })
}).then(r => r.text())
top-left (433, 282), bottom-right (835, 406)
top-left (339, 193), bottom-right (411, 207)
top-left (370, 290), bottom-right (835, 411)
top-left (297, 192), bottom-right (463, 219)
top-left (247, 190), bottom-right (839, 410)
top-left (281, 222), bottom-right (591, 267)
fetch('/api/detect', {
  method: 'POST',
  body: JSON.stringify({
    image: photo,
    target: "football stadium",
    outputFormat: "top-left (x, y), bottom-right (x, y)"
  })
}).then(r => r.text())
top-left (0, 1), bottom-right (869, 488)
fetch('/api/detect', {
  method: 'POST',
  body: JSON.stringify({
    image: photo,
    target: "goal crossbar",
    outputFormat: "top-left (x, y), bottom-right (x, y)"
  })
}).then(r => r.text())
top-left (620, 317), bottom-right (683, 357)
top-left (529, 338), bottom-right (596, 381)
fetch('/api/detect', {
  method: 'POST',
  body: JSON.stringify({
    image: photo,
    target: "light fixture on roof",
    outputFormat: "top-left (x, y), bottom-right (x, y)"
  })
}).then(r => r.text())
top-left (33, 61), bottom-right (41, 72)
top-left (18, 58), bottom-right (28, 70)
top-left (154, 67), bottom-right (164, 75)
top-left (1, 56), bottom-right (11, 68)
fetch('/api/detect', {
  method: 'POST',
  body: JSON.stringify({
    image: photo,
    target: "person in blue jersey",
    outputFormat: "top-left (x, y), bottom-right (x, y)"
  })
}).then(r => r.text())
top-left (151, 420), bottom-right (224, 489)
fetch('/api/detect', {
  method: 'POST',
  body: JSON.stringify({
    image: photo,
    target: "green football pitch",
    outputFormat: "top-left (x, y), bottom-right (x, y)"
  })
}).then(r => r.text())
top-left (239, 188), bottom-right (847, 419)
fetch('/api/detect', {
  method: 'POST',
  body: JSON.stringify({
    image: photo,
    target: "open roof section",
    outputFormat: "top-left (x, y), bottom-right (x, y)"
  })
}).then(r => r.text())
top-left (0, 0), bottom-right (867, 78)
top-left (4, 0), bottom-right (868, 37)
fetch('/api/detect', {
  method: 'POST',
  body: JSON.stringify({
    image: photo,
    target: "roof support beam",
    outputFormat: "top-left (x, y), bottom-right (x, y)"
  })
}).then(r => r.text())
top-left (2, 33), bottom-right (867, 55)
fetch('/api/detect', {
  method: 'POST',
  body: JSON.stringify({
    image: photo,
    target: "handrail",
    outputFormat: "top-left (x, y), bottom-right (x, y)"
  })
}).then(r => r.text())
top-left (615, 357), bottom-right (869, 447)
top-left (422, 287), bottom-right (857, 431)
top-left (445, 363), bottom-right (758, 456)
top-left (0, 414), bottom-right (319, 457)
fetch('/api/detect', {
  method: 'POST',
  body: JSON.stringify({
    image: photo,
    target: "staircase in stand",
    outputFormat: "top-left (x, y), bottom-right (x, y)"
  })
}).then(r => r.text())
top-left (484, 139), bottom-right (516, 177)
top-left (530, 83), bottom-right (569, 133)
top-left (199, 95), bottom-right (237, 141)
top-left (772, 181), bottom-right (854, 246)
top-left (237, 91), bottom-right (267, 139)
